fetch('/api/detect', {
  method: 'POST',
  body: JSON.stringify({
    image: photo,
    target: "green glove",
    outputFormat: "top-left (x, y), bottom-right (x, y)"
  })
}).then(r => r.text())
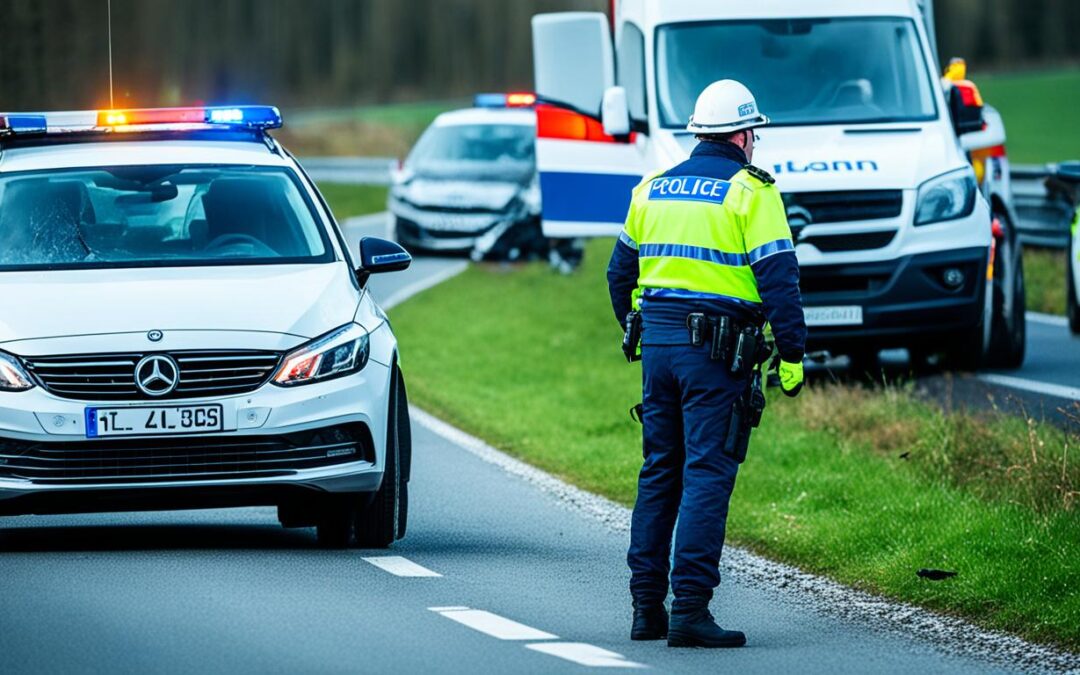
top-left (779, 360), bottom-right (804, 397)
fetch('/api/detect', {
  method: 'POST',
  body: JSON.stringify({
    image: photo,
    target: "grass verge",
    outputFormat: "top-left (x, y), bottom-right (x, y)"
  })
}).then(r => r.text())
top-left (315, 184), bottom-right (388, 221)
top-left (390, 238), bottom-right (1080, 651)
top-left (976, 69), bottom-right (1080, 165)
top-left (1025, 246), bottom-right (1068, 315)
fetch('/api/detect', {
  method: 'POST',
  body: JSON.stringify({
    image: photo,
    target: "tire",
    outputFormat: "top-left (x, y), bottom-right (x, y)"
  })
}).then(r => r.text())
top-left (355, 365), bottom-right (406, 548)
top-left (985, 212), bottom-right (1026, 368)
top-left (1068, 234), bottom-right (1080, 335)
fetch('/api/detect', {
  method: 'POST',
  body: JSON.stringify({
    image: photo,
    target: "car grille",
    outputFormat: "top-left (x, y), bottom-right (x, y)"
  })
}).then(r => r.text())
top-left (0, 423), bottom-right (374, 484)
top-left (783, 190), bottom-right (904, 224)
top-left (800, 231), bottom-right (897, 252)
top-left (23, 350), bottom-right (282, 401)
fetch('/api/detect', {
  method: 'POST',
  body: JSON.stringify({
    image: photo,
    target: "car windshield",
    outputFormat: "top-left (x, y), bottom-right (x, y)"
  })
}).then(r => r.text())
top-left (656, 17), bottom-right (937, 128)
top-left (408, 123), bottom-right (535, 177)
top-left (0, 164), bottom-right (332, 271)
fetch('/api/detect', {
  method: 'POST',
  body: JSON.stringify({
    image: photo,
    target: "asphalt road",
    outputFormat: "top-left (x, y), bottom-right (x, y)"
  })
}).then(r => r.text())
top-left (0, 214), bottom-right (1071, 674)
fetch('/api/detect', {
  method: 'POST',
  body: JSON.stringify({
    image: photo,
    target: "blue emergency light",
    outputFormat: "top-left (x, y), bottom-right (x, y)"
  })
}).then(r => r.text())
top-left (0, 114), bottom-right (49, 135)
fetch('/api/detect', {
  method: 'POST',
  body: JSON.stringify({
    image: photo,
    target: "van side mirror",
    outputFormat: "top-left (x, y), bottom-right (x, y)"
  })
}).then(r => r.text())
top-left (358, 237), bottom-right (411, 281)
top-left (602, 86), bottom-right (631, 137)
top-left (948, 81), bottom-right (985, 137)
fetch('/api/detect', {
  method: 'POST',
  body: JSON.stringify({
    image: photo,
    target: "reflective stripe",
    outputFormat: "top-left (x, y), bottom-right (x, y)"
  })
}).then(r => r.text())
top-left (748, 238), bottom-right (795, 265)
top-left (618, 231), bottom-right (638, 250)
top-left (639, 243), bottom-right (747, 267)
top-left (642, 287), bottom-right (761, 307)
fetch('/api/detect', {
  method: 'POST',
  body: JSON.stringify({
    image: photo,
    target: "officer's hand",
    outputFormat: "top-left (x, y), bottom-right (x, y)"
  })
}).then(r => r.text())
top-left (778, 360), bottom-right (804, 397)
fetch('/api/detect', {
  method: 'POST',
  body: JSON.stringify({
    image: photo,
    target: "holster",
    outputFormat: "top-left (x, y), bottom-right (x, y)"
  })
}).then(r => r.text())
top-left (723, 370), bottom-right (767, 463)
top-left (622, 311), bottom-right (642, 362)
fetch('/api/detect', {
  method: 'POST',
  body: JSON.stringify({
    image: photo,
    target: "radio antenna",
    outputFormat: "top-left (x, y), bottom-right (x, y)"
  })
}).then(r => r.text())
top-left (107, 0), bottom-right (115, 108)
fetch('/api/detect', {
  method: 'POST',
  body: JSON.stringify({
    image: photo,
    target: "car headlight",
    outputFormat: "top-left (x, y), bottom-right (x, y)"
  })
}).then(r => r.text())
top-left (0, 351), bottom-right (35, 392)
top-left (915, 169), bottom-right (977, 226)
top-left (272, 323), bottom-right (370, 387)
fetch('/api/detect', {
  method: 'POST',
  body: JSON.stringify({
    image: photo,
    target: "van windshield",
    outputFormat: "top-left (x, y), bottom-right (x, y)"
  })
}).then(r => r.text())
top-left (0, 165), bottom-right (332, 272)
top-left (656, 17), bottom-right (937, 128)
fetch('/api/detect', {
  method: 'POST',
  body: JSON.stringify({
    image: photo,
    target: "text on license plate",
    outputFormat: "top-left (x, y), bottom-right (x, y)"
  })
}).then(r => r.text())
top-left (804, 306), bottom-right (864, 327)
top-left (85, 404), bottom-right (224, 438)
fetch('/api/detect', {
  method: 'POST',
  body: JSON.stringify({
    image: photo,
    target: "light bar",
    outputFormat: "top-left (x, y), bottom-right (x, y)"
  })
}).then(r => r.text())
top-left (473, 92), bottom-right (537, 109)
top-left (96, 105), bottom-right (283, 130)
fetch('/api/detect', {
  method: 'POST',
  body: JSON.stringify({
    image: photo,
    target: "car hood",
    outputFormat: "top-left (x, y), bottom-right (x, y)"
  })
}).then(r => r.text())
top-left (670, 123), bottom-right (961, 191)
top-left (0, 263), bottom-right (358, 347)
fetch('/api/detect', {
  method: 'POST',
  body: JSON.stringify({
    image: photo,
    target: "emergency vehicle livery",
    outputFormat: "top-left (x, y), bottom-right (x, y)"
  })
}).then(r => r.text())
top-left (0, 106), bottom-right (412, 548)
top-left (532, 0), bottom-right (1027, 368)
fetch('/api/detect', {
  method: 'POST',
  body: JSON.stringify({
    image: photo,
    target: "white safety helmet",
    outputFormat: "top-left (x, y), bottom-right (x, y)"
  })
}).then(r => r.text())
top-left (686, 80), bottom-right (770, 135)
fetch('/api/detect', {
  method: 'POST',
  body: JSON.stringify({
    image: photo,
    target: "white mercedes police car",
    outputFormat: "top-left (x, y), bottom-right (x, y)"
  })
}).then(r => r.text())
top-left (0, 106), bottom-right (412, 548)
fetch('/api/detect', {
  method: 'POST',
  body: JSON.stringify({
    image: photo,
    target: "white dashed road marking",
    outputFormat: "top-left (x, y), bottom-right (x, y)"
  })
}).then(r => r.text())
top-left (429, 607), bottom-right (557, 641)
top-left (430, 607), bottom-right (647, 669)
top-left (526, 643), bottom-right (647, 669)
top-left (362, 556), bottom-right (442, 577)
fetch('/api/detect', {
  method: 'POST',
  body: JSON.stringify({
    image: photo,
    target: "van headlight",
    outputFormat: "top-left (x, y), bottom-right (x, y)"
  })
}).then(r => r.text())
top-left (272, 324), bottom-right (370, 387)
top-left (915, 169), bottom-right (977, 226)
top-left (0, 352), bottom-right (35, 392)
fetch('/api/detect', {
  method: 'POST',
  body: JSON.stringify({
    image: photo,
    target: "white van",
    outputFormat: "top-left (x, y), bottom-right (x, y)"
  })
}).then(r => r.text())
top-left (532, 0), bottom-right (1025, 368)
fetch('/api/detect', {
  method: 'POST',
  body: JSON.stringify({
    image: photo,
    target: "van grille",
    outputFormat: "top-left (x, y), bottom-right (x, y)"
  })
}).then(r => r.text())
top-left (24, 351), bottom-right (282, 401)
top-left (783, 190), bottom-right (903, 224)
top-left (0, 423), bottom-right (373, 484)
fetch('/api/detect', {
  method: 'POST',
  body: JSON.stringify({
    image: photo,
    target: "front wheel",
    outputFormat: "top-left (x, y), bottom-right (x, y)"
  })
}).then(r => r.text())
top-left (355, 365), bottom-right (409, 548)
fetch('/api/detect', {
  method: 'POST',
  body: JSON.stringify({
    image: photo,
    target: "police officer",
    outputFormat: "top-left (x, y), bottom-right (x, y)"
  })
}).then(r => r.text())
top-left (607, 80), bottom-right (807, 648)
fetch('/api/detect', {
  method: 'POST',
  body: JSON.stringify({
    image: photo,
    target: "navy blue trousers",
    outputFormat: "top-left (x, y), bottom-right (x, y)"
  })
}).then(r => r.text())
top-left (628, 343), bottom-right (744, 610)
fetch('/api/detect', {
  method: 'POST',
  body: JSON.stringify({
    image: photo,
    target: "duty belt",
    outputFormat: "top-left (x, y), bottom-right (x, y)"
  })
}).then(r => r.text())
top-left (685, 313), bottom-right (769, 376)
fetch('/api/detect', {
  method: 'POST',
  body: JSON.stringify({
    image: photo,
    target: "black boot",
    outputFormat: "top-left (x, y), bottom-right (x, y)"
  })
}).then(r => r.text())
top-left (667, 607), bottom-right (745, 648)
top-left (630, 604), bottom-right (669, 641)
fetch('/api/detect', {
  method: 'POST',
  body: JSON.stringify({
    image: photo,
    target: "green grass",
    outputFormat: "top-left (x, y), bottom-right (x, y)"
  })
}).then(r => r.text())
top-left (315, 184), bottom-right (388, 221)
top-left (279, 101), bottom-right (462, 157)
top-left (390, 238), bottom-right (1080, 651)
top-left (976, 69), bottom-right (1080, 165)
top-left (1025, 246), bottom-right (1069, 315)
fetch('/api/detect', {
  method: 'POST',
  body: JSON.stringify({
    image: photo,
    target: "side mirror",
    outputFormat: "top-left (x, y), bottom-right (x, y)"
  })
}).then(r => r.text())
top-left (601, 86), bottom-right (631, 137)
top-left (359, 237), bottom-right (411, 279)
top-left (948, 81), bottom-right (985, 137)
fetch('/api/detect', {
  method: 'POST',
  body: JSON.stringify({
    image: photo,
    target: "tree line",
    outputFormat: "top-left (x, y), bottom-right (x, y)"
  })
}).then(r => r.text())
top-left (1, 0), bottom-right (1077, 111)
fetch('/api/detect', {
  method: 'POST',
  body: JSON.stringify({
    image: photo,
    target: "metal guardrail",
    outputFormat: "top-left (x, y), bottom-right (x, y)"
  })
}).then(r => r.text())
top-left (1011, 164), bottom-right (1074, 249)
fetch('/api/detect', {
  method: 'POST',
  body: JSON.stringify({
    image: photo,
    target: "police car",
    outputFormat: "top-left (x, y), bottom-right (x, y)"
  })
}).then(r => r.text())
top-left (388, 93), bottom-right (545, 260)
top-left (0, 106), bottom-right (412, 548)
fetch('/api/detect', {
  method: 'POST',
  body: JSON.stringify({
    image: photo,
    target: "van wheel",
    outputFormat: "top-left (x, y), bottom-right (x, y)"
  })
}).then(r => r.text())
top-left (355, 366), bottom-right (406, 548)
top-left (985, 212), bottom-right (1026, 368)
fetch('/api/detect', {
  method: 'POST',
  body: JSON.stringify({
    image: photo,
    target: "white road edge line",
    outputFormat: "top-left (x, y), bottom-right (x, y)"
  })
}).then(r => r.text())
top-left (976, 373), bottom-right (1080, 402)
top-left (361, 556), bottom-right (442, 578)
top-left (526, 643), bottom-right (647, 669)
top-left (429, 607), bottom-right (558, 641)
top-left (381, 262), bottom-right (469, 311)
top-left (1025, 311), bottom-right (1069, 328)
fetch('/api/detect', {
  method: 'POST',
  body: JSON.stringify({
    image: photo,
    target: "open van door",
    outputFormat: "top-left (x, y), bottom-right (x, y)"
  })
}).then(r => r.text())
top-left (532, 12), bottom-right (648, 238)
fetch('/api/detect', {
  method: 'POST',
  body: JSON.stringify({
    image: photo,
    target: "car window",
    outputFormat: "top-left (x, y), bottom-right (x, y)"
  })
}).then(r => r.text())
top-left (408, 123), bottom-right (535, 165)
top-left (0, 165), bottom-right (333, 271)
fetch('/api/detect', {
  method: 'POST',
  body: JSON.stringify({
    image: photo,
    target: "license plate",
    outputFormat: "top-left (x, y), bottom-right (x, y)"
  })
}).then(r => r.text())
top-left (85, 404), bottom-right (224, 438)
top-left (804, 306), bottom-right (864, 327)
